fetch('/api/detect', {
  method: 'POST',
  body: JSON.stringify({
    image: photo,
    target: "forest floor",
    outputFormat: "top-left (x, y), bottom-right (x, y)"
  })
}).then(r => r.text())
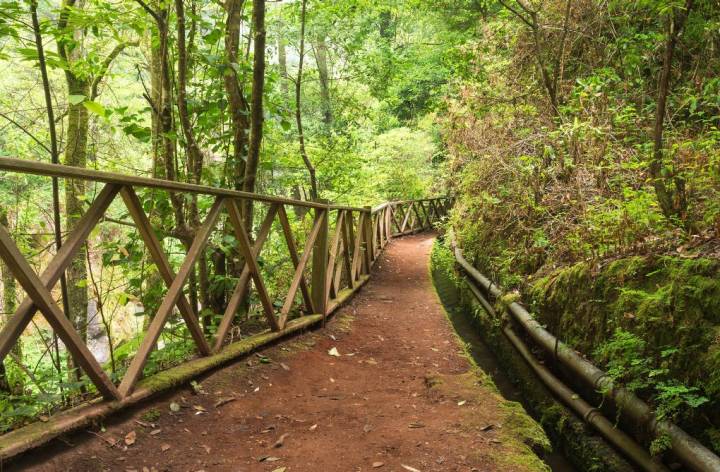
top-left (9, 233), bottom-right (546, 472)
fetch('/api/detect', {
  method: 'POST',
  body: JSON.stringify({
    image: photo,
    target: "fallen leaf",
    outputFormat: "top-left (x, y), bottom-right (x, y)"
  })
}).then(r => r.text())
top-left (401, 465), bottom-right (421, 472)
top-left (280, 362), bottom-right (290, 371)
top-left (328, 347), bottom-right (340, 357)
top-left (124, 431), bottom-right (136, 446)
top-left (273, 433), bottom-right (289, 448)
top-left (309, 424), bottom-right (318, 431)
top-left (149, 429), bottom-right (162, 436)
top-left (192, 405), bottom-right (207, 413)
top-left (160, 443), bottom-right (171, 452)
top-left (408, 422), bottom-right (425, 428)
top-left (169, 402), bottom-right (181, 412)
top-left (258, 456), bottom-right (281, 462)
top-left (271, 468), bottom-right (287, 472)
top-left (214, 397), bottom-right (236, 408)
top-left (363, 424), bottom-right (373, 433)
top-left (457, 400), bottom-right (466, 406)
top-left (372, 462), bottom-right (385, 468)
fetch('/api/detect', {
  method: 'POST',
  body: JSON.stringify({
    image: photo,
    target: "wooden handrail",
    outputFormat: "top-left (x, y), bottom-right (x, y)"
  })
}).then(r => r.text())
top-left (0, 157), bottom-right (453, 457)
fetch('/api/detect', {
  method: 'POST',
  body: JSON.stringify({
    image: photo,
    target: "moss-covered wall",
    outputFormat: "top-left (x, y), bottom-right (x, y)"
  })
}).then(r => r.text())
top-left (430, 240), bottom-right (636, 472)
top-left (527, 256), bottom-right (720, 453)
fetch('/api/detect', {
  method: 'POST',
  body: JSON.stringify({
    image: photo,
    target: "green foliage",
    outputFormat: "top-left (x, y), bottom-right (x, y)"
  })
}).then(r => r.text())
top-left (595, 329), bottom-right (709, 421)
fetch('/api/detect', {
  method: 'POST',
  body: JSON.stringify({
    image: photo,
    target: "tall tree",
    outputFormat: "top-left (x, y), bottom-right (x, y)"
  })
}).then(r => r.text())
top-left (242, 0), bottom-right (267, 229)
top-left (650, 0), bottom-right (695, 224)
top-left (56, 0), bottom-right (132, 351)
top-left (223, 0), bottom-right (251, 192)
top-left (295, 0), bottom-right (318, 200)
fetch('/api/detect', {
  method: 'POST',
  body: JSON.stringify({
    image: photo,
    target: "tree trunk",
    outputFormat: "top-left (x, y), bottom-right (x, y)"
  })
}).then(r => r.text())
top-left (277, 37), bottom-right (289, 98)
top-left (0, 209), bottom-right (18, 392)
top-left (650, 0), bottom-right (693, 223)
top-left (314, 39), bottom-right (332, 127)
top-left (295, 0), bottom-right (318, 200)
top-left (242, 0), bottom-right (267, 230)
top-left (224, 0), bottom-right (250, 193)
top-left (63, 78), bottom-right (91, 346)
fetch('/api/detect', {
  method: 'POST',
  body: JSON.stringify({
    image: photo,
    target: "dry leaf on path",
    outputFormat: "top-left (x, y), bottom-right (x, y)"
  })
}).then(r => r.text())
top-left (328, 347), bottom-right (340, 357)
top-left (401, 465), bottom-right (421, 472)
top-left (372, 462), bottom-right (385, 468)
top-left (214, 397), bottom-right (236, 408)
top-left (273, 433), bottom-right (289, 448)
top-left (160, 443), bottom-right (171, 452)
top-left (124, 431), bottom-right (136, 446)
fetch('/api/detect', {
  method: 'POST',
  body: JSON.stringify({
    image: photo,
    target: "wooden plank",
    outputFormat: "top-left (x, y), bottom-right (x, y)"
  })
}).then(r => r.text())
top-left (0, 157), bottom-right (327, 210)
top-left (391, 204), bottom-right (404, 234)
top-left (340, 212), bottom-right (354, 289)
top-left (400, 202), bottom-right (413, 233)
top-left (213, 204), bottom-right (278, 352)
top-left (324, 211), bottom-right (345, 306)
top-left (118, 197), bottom-right (225, 396)
top-left (281, 210), bottom-right (325, 325)
top-left (351, 212), bottom-right (365, 281)
top-left (225, 200), bottom-right (282, 331)
top-left (0, 223), bottom-right (121, 400)
top-left (311, 204), bottom-right (329, 321)
top-left (225, 199), bottom-right (281, 331)
top-left (0, 183), bottom-right (120, 362)
top-left (120, 187), bottom-right (210, 356)
top-left (412, 202), bottom-right (425, 229)
top-left (363, 208), bottom-right (373, 270)
top-left (276, 205), bottom-right (314, 314)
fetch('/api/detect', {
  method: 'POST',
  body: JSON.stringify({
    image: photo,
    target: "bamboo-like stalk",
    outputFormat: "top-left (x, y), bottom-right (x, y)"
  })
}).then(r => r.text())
top-left (463, 279), bottom-right (668, 472)
top-left (454, 246), bottom-right (720, 472)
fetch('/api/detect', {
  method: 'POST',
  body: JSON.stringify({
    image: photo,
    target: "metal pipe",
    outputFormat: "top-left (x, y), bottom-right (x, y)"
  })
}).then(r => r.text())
top-left (455, 247), bottom-right (720, 472)
top-left (463, 280), bottom-right (668, 472)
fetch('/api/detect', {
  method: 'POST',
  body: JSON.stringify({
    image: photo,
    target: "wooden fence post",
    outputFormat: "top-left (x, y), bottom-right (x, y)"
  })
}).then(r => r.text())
top-left (363, 206), bottom-right (373, 271)
top-left (311, 200), bottom-right (329, 320)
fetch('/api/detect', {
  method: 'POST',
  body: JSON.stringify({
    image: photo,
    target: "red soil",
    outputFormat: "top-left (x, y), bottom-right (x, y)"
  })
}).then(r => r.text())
top-left (10, 233), bottom-right (539, 472)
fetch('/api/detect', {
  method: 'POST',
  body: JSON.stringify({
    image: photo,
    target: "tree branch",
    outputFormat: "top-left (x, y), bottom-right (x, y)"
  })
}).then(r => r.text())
top-left (90, 41), bottom-right (138, 100)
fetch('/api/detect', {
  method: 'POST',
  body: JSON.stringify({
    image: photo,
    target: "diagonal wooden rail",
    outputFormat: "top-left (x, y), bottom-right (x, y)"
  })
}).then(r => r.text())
top-left (0, 156), bottom-right (452, 459)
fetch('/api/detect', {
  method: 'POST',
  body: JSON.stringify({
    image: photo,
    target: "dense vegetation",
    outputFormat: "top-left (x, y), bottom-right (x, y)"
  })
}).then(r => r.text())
top-left (0, 0), bottom-right (451, 430)
top-left (440, 0), bottom-right (720, 456)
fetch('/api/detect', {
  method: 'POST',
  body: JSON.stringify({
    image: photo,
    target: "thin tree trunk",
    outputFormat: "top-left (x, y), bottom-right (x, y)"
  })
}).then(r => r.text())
top-left (650, 0), bottom-right (694, 223)
top-left (0, 209), bottom-right (18, 392)
top-left (224, 0), bottom-right (250, 192)
top-left (277, 36), bottom-right (289, 98)
top-left (295, 0), bottom-right (318, 200)
top-left (242, 0), bottom-right (267, 230)
top-left (30, 0), bottom-right (66, 385)
top-left (314, 39), bottom-right (332, 127)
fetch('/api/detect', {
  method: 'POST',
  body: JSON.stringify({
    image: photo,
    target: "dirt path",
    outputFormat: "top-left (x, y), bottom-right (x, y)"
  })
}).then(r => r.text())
top-left (11, 233), bottom-right (547, 472)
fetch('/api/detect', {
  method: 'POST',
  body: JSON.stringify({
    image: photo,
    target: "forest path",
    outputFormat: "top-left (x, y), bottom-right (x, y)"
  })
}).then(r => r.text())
top-left (13, 234), bottom-right (542, 472)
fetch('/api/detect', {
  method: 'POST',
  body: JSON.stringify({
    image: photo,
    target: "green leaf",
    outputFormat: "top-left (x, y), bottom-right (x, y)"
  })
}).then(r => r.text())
top-left (83, 100), bottom-right (106, 117)
top-left (68, 94), bottom-right (86, 105)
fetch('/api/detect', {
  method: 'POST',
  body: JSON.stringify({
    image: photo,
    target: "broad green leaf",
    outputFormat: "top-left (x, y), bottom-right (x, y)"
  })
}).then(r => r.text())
top-left (68, 94), bottom-right (86, 105)
top-left (83, 100), bottom-right (106, 117)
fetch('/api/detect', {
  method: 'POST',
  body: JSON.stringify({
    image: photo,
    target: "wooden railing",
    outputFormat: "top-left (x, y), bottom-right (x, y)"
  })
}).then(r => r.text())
top-left (0, 157), bottom-right (452, 416)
